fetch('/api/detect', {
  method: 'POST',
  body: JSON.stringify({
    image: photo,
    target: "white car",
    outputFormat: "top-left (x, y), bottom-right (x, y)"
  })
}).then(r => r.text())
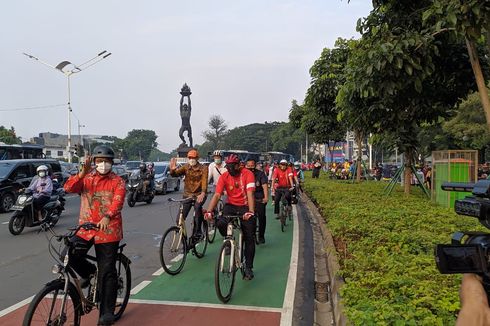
top-left (153, 162), bottom-right (181, 195)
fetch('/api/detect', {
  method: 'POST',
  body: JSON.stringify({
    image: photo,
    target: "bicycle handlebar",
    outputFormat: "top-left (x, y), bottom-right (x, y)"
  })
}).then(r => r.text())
top-left (167, 197), bottom-right (196, 203)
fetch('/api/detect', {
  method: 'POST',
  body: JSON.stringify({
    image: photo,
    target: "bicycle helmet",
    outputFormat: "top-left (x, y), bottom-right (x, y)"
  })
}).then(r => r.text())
top-left (139, 163), bottom-right (146, 171)
top-left (212, 150), bottom-right (223, 157)
top-left (92, 145), bottom-right (115, 159)
top-left (36, 165), bottom-right (49, 172)
top-left (225, 154), bottom-right (240, 164)
top-left (294, 161), bottom-right (301, 169)
top-left (187, 149), bottom-right (199, 158)
top-left (280, 159), bottom-right (288, 165)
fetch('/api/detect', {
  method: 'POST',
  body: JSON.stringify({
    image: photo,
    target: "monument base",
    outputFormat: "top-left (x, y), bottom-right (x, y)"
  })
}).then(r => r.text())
top-left (177, 143), bottom-right (192, 158)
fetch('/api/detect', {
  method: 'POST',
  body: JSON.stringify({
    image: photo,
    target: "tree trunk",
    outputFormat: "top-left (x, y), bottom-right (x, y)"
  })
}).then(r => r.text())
top-left (356, 132), bottom-right (363, 182)
top-left (466, 37), bottom-right (490, 130)
top-left (404, 150), bottom-right (412, 195)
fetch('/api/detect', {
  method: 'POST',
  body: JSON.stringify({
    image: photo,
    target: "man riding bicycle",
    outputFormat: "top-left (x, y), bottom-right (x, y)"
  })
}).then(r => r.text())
top-left (63, 145), bottom-right (126, 326)
top-left (208, 150), bottom-right (227, 191)
top-left (245, 158), bottom-right (268, 244)
top-left (170, 149), bottom-right (208, 245)
top-left (271, 159), bottom-right (294, 220)
top-left (204, 154), bottom-right (256, 280)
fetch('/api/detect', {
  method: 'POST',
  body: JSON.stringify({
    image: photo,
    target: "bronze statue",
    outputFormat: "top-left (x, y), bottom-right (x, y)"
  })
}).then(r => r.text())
top-left (179, 83), bottom-right (193, 148)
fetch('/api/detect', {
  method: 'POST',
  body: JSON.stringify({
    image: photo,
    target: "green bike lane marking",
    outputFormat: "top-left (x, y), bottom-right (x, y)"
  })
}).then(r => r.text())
top-left (132, 204), bottom-right (294, 308)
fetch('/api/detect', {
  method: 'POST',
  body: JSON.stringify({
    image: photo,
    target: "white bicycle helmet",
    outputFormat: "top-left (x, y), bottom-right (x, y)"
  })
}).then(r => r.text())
top-left (280, 159), bottom-right (288, 165)
top-left (36, 165), bottom-right (49, 172)
top-left (212, 150), bottom-right (223, 157)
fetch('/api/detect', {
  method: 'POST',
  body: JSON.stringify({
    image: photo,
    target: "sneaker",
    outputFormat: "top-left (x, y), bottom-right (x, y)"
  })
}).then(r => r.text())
top-left (259, 237), bottom-right (265, 244)
top-left (224, 245), bottom-right (231, 256)
top-left (243, 267), bottom-right (254, 280)
top-left (98, 313), bottom-right (115, 325)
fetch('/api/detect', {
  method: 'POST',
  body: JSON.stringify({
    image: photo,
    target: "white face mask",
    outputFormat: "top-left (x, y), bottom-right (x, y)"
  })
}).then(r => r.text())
top-left (96, 162), bottom-right (112, 175)
top-left (214, 158), bottom-right (222, 165)
top-left (38, 171), bottom-right (46, 178)
top-left (188, 159), bottom-right (197, 166)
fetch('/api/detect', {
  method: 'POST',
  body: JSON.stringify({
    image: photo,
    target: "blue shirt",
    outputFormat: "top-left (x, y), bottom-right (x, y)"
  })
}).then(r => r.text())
top-left (28, 175), bottom-right (53, 198)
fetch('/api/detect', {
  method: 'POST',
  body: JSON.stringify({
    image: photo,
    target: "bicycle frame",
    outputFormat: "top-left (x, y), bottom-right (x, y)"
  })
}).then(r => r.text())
top-left (221, 216), bottom-right (243, 273)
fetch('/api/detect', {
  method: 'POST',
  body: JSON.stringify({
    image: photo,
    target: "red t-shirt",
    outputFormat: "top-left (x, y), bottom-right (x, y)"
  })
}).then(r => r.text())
top-left (216, 168), bottom-right (255, 206)
top-left (273, 167), bottom-right (293, 188)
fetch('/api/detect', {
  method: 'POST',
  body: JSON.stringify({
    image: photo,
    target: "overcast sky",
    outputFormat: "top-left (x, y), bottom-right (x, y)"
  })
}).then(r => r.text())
top-left (1, 0), bottom-right (372, 152)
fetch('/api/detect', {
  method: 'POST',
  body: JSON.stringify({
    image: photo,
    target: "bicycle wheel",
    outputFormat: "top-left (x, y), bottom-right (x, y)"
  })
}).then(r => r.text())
top-left (215, 240), bottom-right (236, 303)
top-left (193, 220), bottom-right (208, 258)
top-left (159, 226), bottom-right (187, 275)
top-left (114, 254), bottom-right (132, 321)
top-left (23, 279), bottom-right (81, 326)
top-left (279, 203), bottom-right (286, 232)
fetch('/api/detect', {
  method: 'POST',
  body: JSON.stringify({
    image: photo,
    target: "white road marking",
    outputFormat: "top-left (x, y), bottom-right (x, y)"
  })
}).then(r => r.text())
top-left (170, 254), bottom-right (183, 263)
top-left (128, 298), bottom-right (283, 313)
top-left (280, 205), bottom-right (299, 326)
top-left (152, 268), bottom-right (164, 276)
top-left (0, 295), bottom-right (34, 317)
top-left (130, 280), bottom-right (152, 295)
top-left (2, 222), bottom-right (8, 225)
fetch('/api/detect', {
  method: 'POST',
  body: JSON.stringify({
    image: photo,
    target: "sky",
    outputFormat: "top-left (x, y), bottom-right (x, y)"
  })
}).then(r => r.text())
top-left (0, 0), bottom-right (372, 152)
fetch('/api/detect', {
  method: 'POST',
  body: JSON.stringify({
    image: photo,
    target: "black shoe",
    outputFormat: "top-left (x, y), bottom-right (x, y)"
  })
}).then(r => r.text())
top-left (98, 313), bottom-right (115, 325)
top-left (224, 246), bottom-right (231, 256)
top-left (275, 215), bottom-right (280, 220)
top-left (80, 274), bottom-right (95, 289)
top-left (259, 237), bottom-right (265, 244)
top-left (243, 267), bottom-right (254, 280)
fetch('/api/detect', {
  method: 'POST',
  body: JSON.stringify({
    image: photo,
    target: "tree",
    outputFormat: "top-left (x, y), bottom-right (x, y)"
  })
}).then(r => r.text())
top-left (0, 126), bottom-right (21, 144)
top-left (122, 129), bottom-right (157, 161)
top-left (339, 0), bottom-right (482, 192)
top-left (202, 115), bottom-right (227, 150)
top-left (270, 122), bottom-right (305, 159)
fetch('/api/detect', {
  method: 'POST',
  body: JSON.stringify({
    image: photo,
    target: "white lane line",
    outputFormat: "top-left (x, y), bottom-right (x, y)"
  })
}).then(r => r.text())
top-left (2, 222), bottom-right (8, 225)
top-left (128, 298), bottom-right (283, 313)
top-left (0, 295), bottom-right (34, 317)
top-left (152, 268), bottom-right (164, 276)
top-left (130, 280), bottom-right (152, 295)
top-left (280, 205), bottom-right (299, 326)
top-left (170, 254), bottom-right (183, 263)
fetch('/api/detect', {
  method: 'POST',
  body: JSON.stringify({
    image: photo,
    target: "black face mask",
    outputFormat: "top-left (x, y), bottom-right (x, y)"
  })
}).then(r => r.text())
top-left (227, 164), bottom-right (240, 176)
top-left (246, 167), bottom-right (255, 172)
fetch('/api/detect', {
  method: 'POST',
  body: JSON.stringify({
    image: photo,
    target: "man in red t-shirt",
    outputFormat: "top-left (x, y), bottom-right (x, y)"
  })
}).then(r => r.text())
top-left (271, 159), bottom-right (294, 219)
top-left (205, 154), bottom-right (256, 280)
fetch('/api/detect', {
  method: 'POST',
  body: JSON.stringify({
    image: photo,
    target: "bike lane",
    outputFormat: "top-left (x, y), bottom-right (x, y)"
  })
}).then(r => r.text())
top-left (0, 204), bottom-right (299, 325)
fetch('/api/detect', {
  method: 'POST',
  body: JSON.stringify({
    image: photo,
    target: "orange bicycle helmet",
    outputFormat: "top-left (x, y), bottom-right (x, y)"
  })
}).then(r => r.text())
top-left (187, 149), bottom-right (199, 158)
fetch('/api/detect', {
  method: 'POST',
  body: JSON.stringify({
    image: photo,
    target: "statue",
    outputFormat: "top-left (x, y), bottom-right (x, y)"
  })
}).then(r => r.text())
top-left (179, 83), bottom-right (193, 148)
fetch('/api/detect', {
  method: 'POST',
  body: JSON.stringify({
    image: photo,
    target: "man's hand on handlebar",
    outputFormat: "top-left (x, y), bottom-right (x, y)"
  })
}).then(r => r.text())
top-left (243, 212), bottom-right (254, 221)
top-left (204, 210), bottom-right (214, 221)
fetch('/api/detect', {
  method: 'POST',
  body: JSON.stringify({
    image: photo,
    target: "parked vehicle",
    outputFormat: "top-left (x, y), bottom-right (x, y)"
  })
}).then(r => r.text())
top-left (8, 187), bottom-right (65, 235)
top-left (0, 159), bottom-right (63, 213)
top-left (127, 172), bottom-right (154, 207)
top-left (154, 162), bottom-right (180, 195)
top-left (124, 161), bottom-right (142, 178)
top-left (112, 165), bottom-right (128, 182)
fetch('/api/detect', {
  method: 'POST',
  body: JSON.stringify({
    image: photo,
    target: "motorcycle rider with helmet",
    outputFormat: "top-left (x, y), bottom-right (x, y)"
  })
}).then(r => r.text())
top-left (26, 165), bottom-right (53, 221)
top-left (138, 162), bottom-right (152, 195)
top-left (63, 145), bottom-right (126, 325)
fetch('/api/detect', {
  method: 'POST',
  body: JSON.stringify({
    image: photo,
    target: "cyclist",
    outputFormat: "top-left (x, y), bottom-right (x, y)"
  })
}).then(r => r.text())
top-left (246, 158), bottom-right (268, 244)
top-left (208, 150), bottom-right (227, 190)
top-left (294, 161), bottom-right (305, 191)
top-left (63, 145), bottom-right (126, 326)
top-left (271, 159), bottom-right (294, 220)
top-left (204, 154), bottom-right (256, 280)
top-left (169, 149), bottom-right (208, 245)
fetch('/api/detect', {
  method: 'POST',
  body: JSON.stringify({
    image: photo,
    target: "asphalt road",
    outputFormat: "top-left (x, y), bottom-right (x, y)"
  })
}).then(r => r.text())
top-left (0, 189), bottom-right (187, 311)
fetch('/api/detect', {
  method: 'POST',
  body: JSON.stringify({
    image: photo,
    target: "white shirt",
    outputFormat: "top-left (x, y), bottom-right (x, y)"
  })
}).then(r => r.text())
top-left (208, 162), bottom-right (227, 186)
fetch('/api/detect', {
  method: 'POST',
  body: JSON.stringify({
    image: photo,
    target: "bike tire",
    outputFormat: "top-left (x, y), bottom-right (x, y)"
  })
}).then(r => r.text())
top-left (206, 217), bottom-right (217, 244)
top-left (215, 240), bottom-right (236, 303)
top-left (114, 254), bottom-right (132, 321)
top-left (159, 226), bottom-right (187, 275)
top-left (193, 220), bottom-right (208, 258)
top-left (23, 279), bottom-right (81, 326)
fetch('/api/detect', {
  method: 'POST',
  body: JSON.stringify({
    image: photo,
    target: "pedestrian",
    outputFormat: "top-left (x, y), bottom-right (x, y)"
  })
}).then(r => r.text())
top-left (312, 159), bottom-right (322, 178)
top-left (246, 158), bottom-right (268, 244)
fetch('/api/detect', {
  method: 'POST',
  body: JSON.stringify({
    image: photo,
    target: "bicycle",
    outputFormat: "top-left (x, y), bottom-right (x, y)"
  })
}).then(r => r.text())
top-left (207, 198), bottom-right (223, 244)
top-left (278, 190), bottom-right (291, 232)
top-left (23, 222), bottom-right (131, 326)
top-left (215, 214), bottom-right (245, 303)
top-left (159, 197), bottom-right (208, 275)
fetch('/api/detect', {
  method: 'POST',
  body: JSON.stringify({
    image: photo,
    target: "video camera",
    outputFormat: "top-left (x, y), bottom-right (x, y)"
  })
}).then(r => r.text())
top-left (435, 180), bottom-right (490, 276)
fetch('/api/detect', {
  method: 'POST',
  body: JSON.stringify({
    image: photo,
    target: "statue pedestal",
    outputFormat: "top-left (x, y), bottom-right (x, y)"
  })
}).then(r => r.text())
top-left (177, 143), bottom-right (192, 158)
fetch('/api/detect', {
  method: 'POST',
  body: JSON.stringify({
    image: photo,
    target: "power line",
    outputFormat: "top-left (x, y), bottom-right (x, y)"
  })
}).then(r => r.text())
top-left (0, 103), bottom-right (66, 112)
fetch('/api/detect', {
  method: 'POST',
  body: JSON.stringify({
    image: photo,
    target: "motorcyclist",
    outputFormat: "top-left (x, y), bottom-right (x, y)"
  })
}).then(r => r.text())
top-left (26, 165), bottom-right (53, 221)
top-left (137, 163), bottom-right (152, 195)
top-left (147, 162), bottom-right (156, 193)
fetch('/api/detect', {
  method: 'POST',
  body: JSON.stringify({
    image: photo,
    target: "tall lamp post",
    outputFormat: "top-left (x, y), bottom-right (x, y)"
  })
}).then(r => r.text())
top-left (77, 120), bottom-right (86, 155)
top-left (23, 50), bottom-right (112, 162)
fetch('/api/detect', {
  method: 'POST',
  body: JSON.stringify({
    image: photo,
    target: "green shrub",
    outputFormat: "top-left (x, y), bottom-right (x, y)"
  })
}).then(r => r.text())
top-left (304, 172), bottom-right (485, 325)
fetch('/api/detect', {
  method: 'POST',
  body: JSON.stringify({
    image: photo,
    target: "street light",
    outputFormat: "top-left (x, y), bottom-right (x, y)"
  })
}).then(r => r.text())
top-left (23, 50), bottom-right (112, 162)
top-left (77, 120), bottom-right (86, 153)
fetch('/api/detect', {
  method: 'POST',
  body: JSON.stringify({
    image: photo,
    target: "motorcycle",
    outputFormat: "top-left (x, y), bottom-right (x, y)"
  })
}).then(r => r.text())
top-left (127, 174), bottom-right (154, 207)
top-left (8, 187), bottom-right (66, 235)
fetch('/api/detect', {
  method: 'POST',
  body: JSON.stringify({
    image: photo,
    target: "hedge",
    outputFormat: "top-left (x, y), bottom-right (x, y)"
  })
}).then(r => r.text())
top-left (304, 172), bottom-right (486, 325)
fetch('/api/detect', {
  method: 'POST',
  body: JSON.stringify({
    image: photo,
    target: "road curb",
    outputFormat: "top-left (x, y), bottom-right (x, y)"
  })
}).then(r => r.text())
top-left (301, 194), bottom-right (347, 326)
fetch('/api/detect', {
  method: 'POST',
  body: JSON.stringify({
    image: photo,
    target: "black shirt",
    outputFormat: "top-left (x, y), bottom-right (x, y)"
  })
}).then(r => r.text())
top-left (252, 169), bottom-right (268, 199)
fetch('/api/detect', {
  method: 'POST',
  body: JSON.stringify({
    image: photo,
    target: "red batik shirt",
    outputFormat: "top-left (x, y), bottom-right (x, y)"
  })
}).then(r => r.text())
top-left (64, 171), bottom-right (126, 243)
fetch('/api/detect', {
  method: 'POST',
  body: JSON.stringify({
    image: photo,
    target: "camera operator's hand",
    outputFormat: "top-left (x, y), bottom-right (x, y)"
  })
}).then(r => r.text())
top-left (456, 274), bottom-right (490, 326)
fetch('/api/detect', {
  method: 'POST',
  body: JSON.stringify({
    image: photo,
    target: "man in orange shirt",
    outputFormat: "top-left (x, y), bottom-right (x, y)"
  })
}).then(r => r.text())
top-left (64, 145), bottom-right (126, 325)
top-left (271, 159), bottom-right (294, 219)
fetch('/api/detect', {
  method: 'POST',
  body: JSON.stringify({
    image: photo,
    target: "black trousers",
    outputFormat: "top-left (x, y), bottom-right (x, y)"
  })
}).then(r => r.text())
top-left (178, 195), bottom-right (207, 237)
top-left (33, 195), bottom-right (50, 211)
top-left (255, 199), bottom-right (267, 239)
top-left (274, 188), bottom-right (291, 214)
top-left (68, 236), bottom-right (119, 316)
top-left (217, 204), bottom-right (256, 269)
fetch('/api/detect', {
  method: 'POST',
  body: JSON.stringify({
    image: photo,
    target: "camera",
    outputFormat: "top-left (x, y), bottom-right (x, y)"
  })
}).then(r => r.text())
top-left (435, 180), bottom-right (490, 275)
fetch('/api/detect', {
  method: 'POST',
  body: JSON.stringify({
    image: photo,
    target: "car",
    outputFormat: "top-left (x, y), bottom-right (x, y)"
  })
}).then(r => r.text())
top-left (153, 162), bottom-right (181, 195)
top-left (125, 160), bottom-right (142, 178)
top-left (112, 165), bottom-right (128, 182)
top-left (0, 159), bottom-right (63, 213)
